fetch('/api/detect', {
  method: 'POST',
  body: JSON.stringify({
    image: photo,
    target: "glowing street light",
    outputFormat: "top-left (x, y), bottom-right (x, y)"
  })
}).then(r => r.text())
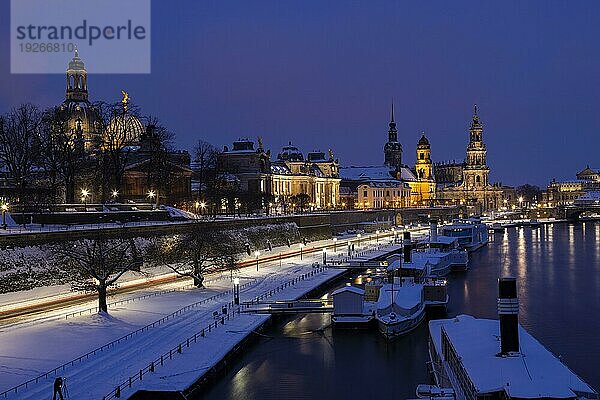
top-left (233, 277), bottom-right (240, 305)
top-left (375, 229), bottom-right (380, 243)
top-left (111, 189), bottom-right (119, 200)
top-left (1, 203), bottom-right (8, 230)
top-left (254, 250), bottom-right (261, 271)
top-left (148, 190), bottom-right (156, 200)
top-left (80, 188), bottom-right (90, 207)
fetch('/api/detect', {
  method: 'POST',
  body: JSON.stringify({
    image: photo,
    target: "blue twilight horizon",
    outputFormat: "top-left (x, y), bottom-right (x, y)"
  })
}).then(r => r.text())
top-left (1, 1), bottom-right (599, 187)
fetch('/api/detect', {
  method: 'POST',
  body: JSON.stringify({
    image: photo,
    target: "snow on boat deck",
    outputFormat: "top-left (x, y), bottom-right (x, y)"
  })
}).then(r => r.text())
top-left (429, 315), bottom-right (598, 399)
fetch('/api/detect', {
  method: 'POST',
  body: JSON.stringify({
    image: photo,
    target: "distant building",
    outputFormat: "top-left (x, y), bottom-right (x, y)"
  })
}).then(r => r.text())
top-left (435, 105), bottom-right (507, 212)
top-left (218, 138), bottom-right (340, 211)
top-left (542, 166), bottom-right (600, 206)
top-left (340, 104), bottom-right (435, 209)
top-left (55, 51), bottom-right (192, 204)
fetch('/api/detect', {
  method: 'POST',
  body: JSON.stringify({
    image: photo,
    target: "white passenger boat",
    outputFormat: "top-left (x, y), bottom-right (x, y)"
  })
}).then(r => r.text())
top-left (423, 278), bottom-right (598, 400)
top-left (441, 218), bottom-right (489, 252)
top-left (375, 277), bottom-right (425, 339)
top-left (416, 219), bottom-right (469, 273)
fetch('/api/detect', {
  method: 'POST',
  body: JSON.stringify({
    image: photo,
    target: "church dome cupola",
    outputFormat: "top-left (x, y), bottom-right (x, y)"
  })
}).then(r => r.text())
top-left (418, 133), bottom-right (430, 148)
top-left (66, 49), bottom-right (88, 102)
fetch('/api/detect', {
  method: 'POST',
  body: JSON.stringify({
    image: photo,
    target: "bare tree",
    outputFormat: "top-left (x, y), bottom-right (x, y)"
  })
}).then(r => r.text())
top-left (138, 117), bottom-right (177, 202)
top-left (193, 140), bottom-right (218, 200)
top-left (38, 107), bottom-right (87, 203)
top-left (55, 233), bottom-right (143, 313)
top-left (0, 104), bottom-right (42, 203)
top-left (150, 224), bottom-right (238, 287)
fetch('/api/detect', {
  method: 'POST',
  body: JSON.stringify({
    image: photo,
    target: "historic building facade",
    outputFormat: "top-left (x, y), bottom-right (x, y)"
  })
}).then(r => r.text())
top-left (435, 106), bottom-right (505, 212)
top-left (542, 166), bottom-right (600, 206)
top-left (217, 139), bottom-right (340, 211)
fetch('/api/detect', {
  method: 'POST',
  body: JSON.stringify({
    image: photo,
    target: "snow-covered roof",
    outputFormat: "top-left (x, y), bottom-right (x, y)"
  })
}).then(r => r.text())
top-left (429, 315), bottom-right (597, 399)
top-left (575, 190), bottom-right (600, 204)
top-left (376, 282), bottom-right (422, 310)
top-left (332, 286), bottom-right (365, 296)
top-left (419, 235), bottom-right (457, 245)
top-left (340, 165), bottom-right (417, 182)
top-left (271, 164), bottom-right (291, 175)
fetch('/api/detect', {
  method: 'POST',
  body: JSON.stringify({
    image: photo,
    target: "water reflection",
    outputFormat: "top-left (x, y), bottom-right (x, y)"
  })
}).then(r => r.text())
top-left (201, 223), bottom-right (600, 400)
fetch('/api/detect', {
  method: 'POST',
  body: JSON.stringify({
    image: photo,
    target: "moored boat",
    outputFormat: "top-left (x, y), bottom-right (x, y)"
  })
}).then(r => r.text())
top-left (441, 217), bottom-right (489, 252)
top-left (422, 277), bottom-right (598, 400)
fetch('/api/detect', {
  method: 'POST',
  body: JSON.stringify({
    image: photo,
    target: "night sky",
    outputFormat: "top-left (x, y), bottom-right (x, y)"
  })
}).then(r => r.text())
top-left (1, 1), bottom-right (600, 186)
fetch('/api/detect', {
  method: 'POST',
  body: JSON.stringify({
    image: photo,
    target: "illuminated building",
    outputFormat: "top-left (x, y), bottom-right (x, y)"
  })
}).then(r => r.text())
top-left (435, 105), bottom-right (506, 212)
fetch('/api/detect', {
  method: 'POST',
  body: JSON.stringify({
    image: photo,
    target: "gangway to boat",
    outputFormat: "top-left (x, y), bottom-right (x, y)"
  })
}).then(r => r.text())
top-left (240, 298), bottom-right (333, 314)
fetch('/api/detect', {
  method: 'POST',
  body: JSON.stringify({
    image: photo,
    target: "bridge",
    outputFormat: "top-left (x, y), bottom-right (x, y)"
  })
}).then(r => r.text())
top-left (559, 204), bottom-right (600, 221)
top-left (240, 299), bottom-right (333, 314)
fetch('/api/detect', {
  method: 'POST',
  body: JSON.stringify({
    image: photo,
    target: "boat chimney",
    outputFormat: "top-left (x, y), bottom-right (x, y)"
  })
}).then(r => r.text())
top-left (430, 218), bottom-right (438, 242)
top-left (498, 277), bottom-right (520, 354)
top-left (403, 231), bottom-right (411, 263)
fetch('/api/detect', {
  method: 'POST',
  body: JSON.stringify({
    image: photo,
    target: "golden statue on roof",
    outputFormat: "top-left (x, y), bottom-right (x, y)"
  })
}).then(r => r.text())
top-left (121, 90), bottom-right (130, 112)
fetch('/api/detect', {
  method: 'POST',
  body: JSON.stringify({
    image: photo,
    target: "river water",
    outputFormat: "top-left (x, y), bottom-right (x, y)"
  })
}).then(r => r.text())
top-left (201, 222), bottom-right (600, 399)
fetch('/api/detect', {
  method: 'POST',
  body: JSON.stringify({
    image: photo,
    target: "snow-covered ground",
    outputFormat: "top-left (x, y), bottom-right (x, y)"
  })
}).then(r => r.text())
top-left (0, 237), bottom-right (400, 400)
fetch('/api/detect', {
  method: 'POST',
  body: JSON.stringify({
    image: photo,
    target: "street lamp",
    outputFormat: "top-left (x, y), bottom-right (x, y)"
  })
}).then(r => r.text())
top-left (254, 250), bottom-right (260, 271)
top-left (1, 203), bottom-right (8, 230)
top-left (333, 237), bottom-right (337, 252)
top-left (518, 196), bottom-right (524, 209)
top-left (322, 248), bottom-right (327, 266)
top-left (299, 243), bottom-right (305, 260)
top-left (80, 188), bottom-right (89, 207)
top-left (148, 190), bottom-right (156, 201)
top-left (111, 190), bottom-right (119, 201)
top-left (376, 230), bottom-right (380, 243)
top-left (233, 277), bottom-right (240, 305)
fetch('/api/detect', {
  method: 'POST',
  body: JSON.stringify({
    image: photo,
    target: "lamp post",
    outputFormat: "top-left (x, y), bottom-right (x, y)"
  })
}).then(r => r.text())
top-left (233, 277), bottom-right (240, 305)
top-left (1, 203), bottom-right (8, 230)
top-left (194, 201), bottom-right (200, 218)
top-left (518, 196), bottom-right (524, 210)
top-left (254, 250), bottom-right (260, 271)
top-left (333, 237), bottom-right (337, 252)
top-left (322, 248), bottom-right (327, 266)
top-left (80, 188), bottom-right (89, 208)
top-left (299, 243), bottom-right (304, 260)
top-left (375, 230), bottom-right (380, 243)
top-left (111, 190), bottom-right (119, 202)
top-left (148, 190), bottom-right (156, 206)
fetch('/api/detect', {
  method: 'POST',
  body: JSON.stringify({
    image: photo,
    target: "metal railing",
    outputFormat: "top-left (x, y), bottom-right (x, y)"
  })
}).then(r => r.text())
top-left (63, 274), bottom-right (232, 320)
top-left (0, 279), bottom-right (256, 398)
top-left (101, 265), bottom-right (330, 400)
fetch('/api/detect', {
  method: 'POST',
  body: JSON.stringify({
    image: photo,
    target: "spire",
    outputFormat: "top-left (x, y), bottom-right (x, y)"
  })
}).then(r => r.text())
top-left (388, 101), bottom-right (397, 134)
top-left (471, 103), bottom-right (481, 128)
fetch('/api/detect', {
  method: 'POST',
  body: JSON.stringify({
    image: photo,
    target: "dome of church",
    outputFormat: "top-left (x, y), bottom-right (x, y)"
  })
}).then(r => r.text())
top-left (278, 142), bottom-right (304, 161)
top-left (106, 113), bottom-right (145, 145)
top-left (418, 134), bottom-right (430, 147)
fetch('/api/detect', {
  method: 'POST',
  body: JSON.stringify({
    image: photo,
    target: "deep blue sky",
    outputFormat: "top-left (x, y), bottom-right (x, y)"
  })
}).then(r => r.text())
top-left (2, 1), bottom-right (600, 186)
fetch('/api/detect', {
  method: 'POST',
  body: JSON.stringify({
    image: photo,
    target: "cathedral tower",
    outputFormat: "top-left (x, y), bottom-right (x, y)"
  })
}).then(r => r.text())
top-left (415, 133), bottom-right (433, 180)
top-left (384, 103), bottom-right (403, 170)
top-left (463, 104), bottom-right (489, 189)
